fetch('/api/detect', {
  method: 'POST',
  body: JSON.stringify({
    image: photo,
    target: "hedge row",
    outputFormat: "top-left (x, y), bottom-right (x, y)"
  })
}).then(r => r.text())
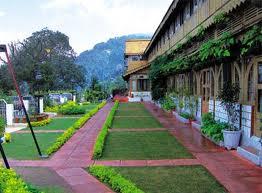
top-left (89, 165), bottom-right (144, 193)
top-left (93, 101), bottom-right (119, 159)
top-left (46, 101), bottom-right (107, 155)
top-left (30, 118), bottom-right (52, 127)
top-left (0, 166), bottom-right (33, 193)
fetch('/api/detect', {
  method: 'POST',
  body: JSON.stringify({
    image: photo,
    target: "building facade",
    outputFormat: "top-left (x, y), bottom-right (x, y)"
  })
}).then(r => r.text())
top-left (123, 39), bottom-right (152, 102)
top-left (124, 0), bottom-right (262, 165)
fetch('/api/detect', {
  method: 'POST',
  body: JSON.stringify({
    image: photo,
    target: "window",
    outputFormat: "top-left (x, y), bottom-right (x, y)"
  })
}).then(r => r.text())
top-left (258, 62), bottom-right (262, 84)
top-left (193, 0), bottom-right (198, 13)
top-left (184, 3), bottom-right (191, 21)
top-left (138, 79), bottom-right (150, 91)
top-left (175, 14), bottom-right (180, 31)
top-left (248, 65), bottom-right (255, 102)
top-left (132, 80), bottom-right (137, 91)
top-left (258, 90), bottom-right (262, 112)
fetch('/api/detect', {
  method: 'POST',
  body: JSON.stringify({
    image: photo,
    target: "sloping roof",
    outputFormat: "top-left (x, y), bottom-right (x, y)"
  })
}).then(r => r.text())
top-left (125, 39), bottom-right (151, 55)
top-left (123, 60), bottom-right (149, 78)
top-left (144, 0), bottom-right (247, 55)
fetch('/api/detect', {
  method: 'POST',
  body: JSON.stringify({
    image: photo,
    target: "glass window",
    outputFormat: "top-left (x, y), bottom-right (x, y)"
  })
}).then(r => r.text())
top-left (132, 80), bottom-right (137, 91)
top-left (258, 62), bottom-right (262, 84)
top-left (175, 15), bottom-right (180, 31)
top-left (138, 79), bottom-right (149, 91)
top-left (248, 65), bottom-right (254, 102)
top-left (184, 3), bottom-right (191, 21)
top-left (258, 90), bottom-right (262, 112)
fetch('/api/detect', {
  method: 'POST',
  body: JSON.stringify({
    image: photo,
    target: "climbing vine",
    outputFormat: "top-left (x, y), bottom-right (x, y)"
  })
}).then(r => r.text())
top-left (150, 24), bottom-right (262, 100)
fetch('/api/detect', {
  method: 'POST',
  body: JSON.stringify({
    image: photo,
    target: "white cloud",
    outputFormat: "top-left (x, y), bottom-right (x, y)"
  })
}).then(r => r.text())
top-left (40, 0), bottom-right (173, 53)
top-left (0, 11), bottom-right (6, 17)
top-left (1, 0), bottom-right (172, 54)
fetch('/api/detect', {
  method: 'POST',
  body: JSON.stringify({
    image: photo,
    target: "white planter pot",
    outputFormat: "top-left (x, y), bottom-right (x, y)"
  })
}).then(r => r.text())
top-left (223, 130), bottom-right (241, 150)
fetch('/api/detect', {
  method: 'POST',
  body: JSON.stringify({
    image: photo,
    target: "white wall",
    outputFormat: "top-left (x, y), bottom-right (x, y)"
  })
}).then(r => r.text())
top-left (129, 92), bottom-right (152, 102)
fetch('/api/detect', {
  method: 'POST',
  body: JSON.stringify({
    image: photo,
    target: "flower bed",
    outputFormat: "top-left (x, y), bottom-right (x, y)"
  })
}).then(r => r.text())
top-left (46, 101), bottom-right (107, 155)
top-left (93, 101), bottom-right (119, 159)
top-left (88, 165), bottom-right (144, 193)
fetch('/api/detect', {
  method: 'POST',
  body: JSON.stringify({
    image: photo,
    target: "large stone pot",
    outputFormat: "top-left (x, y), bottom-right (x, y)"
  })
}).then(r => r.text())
top-left (223, 130), bottom-right (242, 150)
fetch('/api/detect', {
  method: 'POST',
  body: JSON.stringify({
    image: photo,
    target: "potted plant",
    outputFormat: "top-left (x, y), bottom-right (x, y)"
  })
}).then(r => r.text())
top-left (218, 83), bottom-right (241, 150)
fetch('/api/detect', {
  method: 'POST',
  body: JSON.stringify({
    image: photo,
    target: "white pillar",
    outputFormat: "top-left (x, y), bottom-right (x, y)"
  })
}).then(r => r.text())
top-left (73, 95), bottom-right (76, 102)
top-left (23, 100), bottom-right (29, 111)
top-left (6, 104), bottom-right (13, 126)
top-left (39, 97), bottom-right (44, 114)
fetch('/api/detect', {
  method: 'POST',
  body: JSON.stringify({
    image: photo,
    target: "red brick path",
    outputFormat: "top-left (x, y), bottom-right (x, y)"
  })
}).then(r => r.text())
top-left (144, 102), bottom-right (262, 193)
top-left (10, 103), bottom-right (114, 193)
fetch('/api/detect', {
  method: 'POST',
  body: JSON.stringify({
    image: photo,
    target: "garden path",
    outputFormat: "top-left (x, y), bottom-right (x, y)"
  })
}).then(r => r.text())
top-left (5, 102), bottom-right (262, 193)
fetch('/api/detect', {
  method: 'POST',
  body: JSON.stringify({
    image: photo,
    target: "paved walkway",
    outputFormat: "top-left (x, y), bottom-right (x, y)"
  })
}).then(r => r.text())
top-left (6, 102), bottom-right (262, 193)
top-left (10, 103), bottom-right (114, 193)
top-left (144, 102), bottom-right (262, 193)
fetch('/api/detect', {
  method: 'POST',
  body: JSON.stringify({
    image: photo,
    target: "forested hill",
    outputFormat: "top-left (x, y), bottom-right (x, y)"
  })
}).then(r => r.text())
top-left (76, 34), bottom-right (151, 86)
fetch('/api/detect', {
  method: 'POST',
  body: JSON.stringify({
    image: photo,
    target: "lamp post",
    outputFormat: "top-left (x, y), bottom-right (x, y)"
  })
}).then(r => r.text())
top-left (0, 44), bottom-right (47, 158)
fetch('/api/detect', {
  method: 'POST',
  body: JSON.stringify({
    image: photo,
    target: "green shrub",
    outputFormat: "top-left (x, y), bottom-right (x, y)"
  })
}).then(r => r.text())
top-left (89, 165), bottom-right (144, 193)
top-left (93, 101), bottom-right (119, 159)
top-left (161, 96), bottom-right (176, 111)
top-left (82, 101), bottom-right (91, 105)
top-left (30, 118), bottom-right (52, 127)
top-left (46, 101), bottom-right (107, 155)
top-left (180, 112), bottom-right (194, 120)
top-left (0, 116), bottom-right (5, 137)
top-left (201, 113), bottom-right (227, 142)
top-left (59, 101), bottom-right (86, 115)
top-left (45, 105), bottom-right (60, 113)
top-left (0, 166), bottom-right (33, 193)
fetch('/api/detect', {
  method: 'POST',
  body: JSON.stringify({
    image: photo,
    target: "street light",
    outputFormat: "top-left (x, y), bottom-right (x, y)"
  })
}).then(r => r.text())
top-left (0, 44), bottom-right (47, 159)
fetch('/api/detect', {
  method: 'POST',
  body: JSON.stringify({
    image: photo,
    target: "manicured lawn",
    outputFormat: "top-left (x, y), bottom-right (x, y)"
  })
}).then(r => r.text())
top-left (82, 103), bottom-right (99, 111)
top-left (25, 118), bottom-right (78, 130)
top-left (115, 109), bottom-right (152, 117)
top-left (118, 103), bottom-right (145, 110)
top-left (100, 131), bottom-right (193, 160)
top-left (114, 166), bottom-right (227, 193)
top-left (3, 133), bottom-right (61, 160)
top-left (112, 117), bottom-right (163, 128)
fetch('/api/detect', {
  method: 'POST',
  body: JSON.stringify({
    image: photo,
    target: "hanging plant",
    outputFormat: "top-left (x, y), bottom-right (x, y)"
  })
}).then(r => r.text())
top-left (199, 32), bottom-right (236, 61)
top-left (241, 25), bottom-right (262, 55)
top-left (213, 12), bottom-right (229, 29)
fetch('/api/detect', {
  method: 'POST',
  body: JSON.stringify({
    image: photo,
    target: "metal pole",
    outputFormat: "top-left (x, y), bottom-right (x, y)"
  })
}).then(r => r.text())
top-left (0, 142), bottom-right (10, 169)
top-left (4, 50), bottom-right (45, 157)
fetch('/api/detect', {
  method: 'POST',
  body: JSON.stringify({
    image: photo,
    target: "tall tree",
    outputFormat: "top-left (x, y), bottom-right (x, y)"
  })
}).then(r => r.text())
top-left (7, 28), bottom-right (85, 94)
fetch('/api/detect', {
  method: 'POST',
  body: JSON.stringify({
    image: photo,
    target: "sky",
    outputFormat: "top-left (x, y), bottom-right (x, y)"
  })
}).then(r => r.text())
top-left (0, 0), bottom-right (173, 54)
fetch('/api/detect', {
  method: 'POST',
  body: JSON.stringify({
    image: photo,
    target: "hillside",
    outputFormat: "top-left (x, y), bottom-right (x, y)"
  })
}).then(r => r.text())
top-left (76, 34), bottom-right (151, 86)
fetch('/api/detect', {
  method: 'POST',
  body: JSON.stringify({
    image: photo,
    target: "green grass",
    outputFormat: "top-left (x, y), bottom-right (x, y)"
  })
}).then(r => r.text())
top-left (100, 131), bottom-right (193, 160)
top-left (115, 109), bottom-right (152, 117)
top-left (114, 166), bottom-right (227, 193)
top-left (3, 133), bottom-right (61, 160)
top-left (118, 103), bottom-right (145, 110)
top-left (25, 118), bottom-right (78, 130)
top-left (112, 117), bottom-right (163, 128)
